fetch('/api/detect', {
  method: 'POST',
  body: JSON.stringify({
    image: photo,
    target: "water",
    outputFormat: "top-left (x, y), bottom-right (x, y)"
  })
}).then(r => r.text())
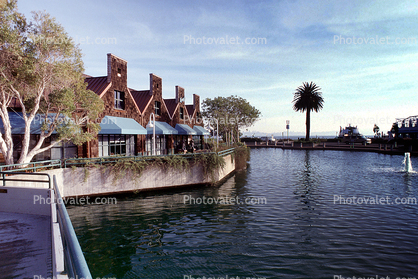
top-left (67, 149), bottom-right (418, 279)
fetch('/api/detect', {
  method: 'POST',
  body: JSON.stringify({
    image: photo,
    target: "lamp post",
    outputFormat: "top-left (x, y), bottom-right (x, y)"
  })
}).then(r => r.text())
top-left (215, 118), bottom-right (219, 149)
top-left (146, 113), bottom-right (156, 156)
top-left (209, 118), bottom-right (219, 150)
top-left (286, 120), bottom-right (290, 143)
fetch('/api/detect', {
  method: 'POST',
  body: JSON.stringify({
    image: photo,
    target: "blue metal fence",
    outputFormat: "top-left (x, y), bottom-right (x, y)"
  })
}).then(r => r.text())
top-left (0, 148), bottom-right (236, 172)
top-left (0, 159), bottom-right (61, 172)
top-left (53, 175), bottom-right (92, 279)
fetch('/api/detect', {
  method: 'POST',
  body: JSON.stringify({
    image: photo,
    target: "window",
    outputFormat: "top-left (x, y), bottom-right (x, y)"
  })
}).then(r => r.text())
top-left (114, 91), bottom-right (125, 110)
top-left (180, 107), bottom-right (184, 120)
top-left (146, 135), bottom-right (167, 155)
top-left (155, 101), bottom-right (161, 116)
top-left (99, 135), bottom-right (135, 157)
top-left (117, 68), bottom-right (122, 77)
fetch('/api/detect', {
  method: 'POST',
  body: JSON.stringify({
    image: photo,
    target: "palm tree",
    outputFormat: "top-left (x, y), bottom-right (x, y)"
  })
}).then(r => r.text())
top-left (292, 82), bottom-right (324, 141)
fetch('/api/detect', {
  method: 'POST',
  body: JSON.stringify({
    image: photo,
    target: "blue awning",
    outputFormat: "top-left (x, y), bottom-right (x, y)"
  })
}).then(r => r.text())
top-left (146, 121), bottom-right (178, 135)
top-left (175, 124), bottom-right (197, 135)
top-left (0, 112), bottom-right (66, 134)
top-left (193, 125), bottom-right (210, 136)
top-left (99, 116), bottom-right (147, 135)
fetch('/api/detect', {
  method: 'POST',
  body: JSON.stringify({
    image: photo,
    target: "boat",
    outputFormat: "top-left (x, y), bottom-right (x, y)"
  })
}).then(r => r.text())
top-left (338, 125), bottom-right (371, 144)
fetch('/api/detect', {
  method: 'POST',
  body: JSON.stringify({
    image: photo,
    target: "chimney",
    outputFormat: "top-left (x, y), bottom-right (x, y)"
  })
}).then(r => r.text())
top-left (193, 94), bottom-right (200, 111)
top-left (175, 86), bottom-right (185, 104)
top-left (150, 73), bottom-right (162, 98)
top-left (107, 53), bottom-right (112, 83)
top-left (107, 53), bottom-right (127, 84)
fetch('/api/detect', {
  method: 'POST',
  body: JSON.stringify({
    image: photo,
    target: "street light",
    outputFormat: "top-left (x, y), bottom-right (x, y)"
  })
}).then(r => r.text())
top-left (215, 118), bottom-right (218, 149)
top-left (286, 120), bottom-right (290, 143)
top-left (146, 113), bottom-right (156, 156)
top-left (208, 118), bottom-right (219, 149)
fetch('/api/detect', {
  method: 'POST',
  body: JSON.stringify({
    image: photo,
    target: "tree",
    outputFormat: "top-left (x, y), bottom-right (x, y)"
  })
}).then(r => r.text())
top-left (292, 82), bottom-right (324, 141)
top-left (202, 95), bottom-right (260, 144)
top-left (0, 0), bottom-right (104, 165)
top-left (373, 124), bottom-right (380, 137)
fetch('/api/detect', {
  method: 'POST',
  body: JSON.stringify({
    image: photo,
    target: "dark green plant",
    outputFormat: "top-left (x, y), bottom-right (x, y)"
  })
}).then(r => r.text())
top-left (194, 153), bottom-right (226, 184)
top-left (164, 155), bottom-right (191, 172)
top-left (234, 146), bottom-right (250, 170)
top-left (292, 82), bottom-right (324, 141)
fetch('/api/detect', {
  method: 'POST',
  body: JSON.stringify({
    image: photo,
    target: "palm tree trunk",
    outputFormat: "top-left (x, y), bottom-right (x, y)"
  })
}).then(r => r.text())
top-left (305, 109), bottom-right (310, 141)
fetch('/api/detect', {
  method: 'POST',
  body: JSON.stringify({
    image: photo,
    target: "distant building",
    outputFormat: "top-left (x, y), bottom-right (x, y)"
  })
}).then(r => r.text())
top-left (394, 115), bottom-right (418, 139)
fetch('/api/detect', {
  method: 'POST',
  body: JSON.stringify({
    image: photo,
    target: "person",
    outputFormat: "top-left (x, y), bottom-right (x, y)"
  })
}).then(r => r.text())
top-left (182, 140), bottom-right (187, 154)
top-left (191, 140), bottom-right (195, 153)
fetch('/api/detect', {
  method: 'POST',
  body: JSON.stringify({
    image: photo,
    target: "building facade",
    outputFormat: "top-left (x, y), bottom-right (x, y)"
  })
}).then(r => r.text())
top-left (83, 53), bottom-right (205, 157)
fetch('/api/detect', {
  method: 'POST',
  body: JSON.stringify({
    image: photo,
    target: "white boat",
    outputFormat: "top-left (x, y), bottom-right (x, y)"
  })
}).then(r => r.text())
top-left (338, 125), bottom-right (371, 144)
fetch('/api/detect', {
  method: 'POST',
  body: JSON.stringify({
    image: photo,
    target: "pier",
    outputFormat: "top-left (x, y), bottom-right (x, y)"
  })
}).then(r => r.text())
top-left (245, 141), bottom-right (417, 156)
top-left (0, 173), bottom-right (92, 278)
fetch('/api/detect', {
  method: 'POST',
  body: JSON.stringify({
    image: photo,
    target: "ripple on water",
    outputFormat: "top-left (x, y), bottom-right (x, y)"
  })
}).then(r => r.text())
top-left (67, 149), bottom-right (418, 279)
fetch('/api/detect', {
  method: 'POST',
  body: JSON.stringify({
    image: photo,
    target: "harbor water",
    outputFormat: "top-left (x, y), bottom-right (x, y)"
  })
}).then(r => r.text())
top-left (67, 148), bottom-right (418, 279)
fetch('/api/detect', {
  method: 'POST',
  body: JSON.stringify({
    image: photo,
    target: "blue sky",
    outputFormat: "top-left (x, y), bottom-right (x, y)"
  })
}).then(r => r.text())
top-left (18, 0), bottom-right (418, 136)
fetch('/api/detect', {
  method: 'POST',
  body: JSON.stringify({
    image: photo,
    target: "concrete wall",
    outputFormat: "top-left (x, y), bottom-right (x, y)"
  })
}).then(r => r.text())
top-left (3, 154), bottom-right (235, 197)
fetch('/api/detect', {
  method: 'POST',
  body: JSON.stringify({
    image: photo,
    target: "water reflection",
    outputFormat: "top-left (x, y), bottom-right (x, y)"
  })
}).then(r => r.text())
top-left (68, 149), bottom-right (418, 279)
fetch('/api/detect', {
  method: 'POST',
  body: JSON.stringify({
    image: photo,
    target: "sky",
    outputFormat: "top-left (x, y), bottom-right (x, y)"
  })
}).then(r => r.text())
top-left (16, 0), bottom-right (418, 137)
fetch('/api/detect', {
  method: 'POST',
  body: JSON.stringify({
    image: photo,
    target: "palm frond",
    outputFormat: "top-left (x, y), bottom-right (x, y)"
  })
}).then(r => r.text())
top-left (292, 81), bottom-right (324, 113)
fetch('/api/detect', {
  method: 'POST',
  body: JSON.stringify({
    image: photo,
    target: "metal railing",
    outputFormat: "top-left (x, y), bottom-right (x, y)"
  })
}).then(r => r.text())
top-left (54, 175), bottom-right (92, 279)
top-left (63, 151), bottom-right (225, 168)
top-left (0, 172), bottom-right (91, 277)
top-left (0, 148), bottom-right (237, 172)
top-left (217, 148), bottom-right (235, 157)
top-left (0, 159), bottom-right (61, 173)
top-left (0, 171), bottom-right (52, 188)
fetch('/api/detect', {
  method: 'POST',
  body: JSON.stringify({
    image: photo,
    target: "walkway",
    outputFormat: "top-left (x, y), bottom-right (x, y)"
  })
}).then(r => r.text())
top-left (0, 211), bottom-right (52, 278)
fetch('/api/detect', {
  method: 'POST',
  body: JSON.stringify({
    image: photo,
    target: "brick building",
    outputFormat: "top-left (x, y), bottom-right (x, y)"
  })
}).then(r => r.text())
top-left (84, 53), bottom-right (206, 157)
top-left (0, 53), bottom-right (207, 162)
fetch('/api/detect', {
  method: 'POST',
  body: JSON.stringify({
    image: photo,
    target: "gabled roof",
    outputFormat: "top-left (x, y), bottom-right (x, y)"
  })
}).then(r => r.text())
top-left (164, 98), bottom-right (178, 119)
top-left (130, 89), bottom-right (152, 113)
top-left (85, 76), bottom-right (110, 97)
top-left (185, 104), bottom-right (195, 118)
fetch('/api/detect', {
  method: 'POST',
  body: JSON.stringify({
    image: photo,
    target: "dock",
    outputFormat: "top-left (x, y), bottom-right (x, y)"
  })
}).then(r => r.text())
top-left (0, 173), bottom-right (92, 279)
top-left (245, 141), bottom-right (417, 156)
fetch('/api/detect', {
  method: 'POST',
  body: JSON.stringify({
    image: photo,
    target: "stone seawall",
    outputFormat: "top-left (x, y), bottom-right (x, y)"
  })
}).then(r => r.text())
top-left (5, 154), bottom-right (236, 197)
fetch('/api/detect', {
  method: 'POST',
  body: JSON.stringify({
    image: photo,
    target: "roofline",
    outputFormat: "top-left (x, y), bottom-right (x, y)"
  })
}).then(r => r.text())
top-left (108, 53), bottom-right (128, 63)
top-left (142, 94), bottom-right (154, 116)
top-left (127, 88), bottom-right (142, 115)
top-left (150, 73), bottom-right (163, 80)
top-left (98, 82), bottom-right (112, 98)
top-left (162, 98), bottom-right (174, 119)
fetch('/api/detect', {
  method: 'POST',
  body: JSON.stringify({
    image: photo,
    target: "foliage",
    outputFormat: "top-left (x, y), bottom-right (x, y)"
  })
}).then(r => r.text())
top-left (233, 145), bottom-right (250, 170)
top-left (164, 155), bottom-right (191, 172)
top-left (194, 153), bottom-right (226, 184)
top-left (109, 159), bottom-right (149, 183)
top-left (292, 82), bottom-right (324, 141)
top-left (0, 0), bottom-right (104, 165)
top-left (202, 95), bottom-right (260, 144)
top-left (100, 154), bottom-right (224, 184)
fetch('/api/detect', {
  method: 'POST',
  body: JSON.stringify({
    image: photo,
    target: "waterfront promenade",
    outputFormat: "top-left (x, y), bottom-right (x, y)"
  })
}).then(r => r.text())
top-left (245, 141), bottom-right (417, 156)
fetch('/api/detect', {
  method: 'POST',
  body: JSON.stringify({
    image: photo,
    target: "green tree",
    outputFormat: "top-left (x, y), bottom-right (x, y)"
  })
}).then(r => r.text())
top-left (0, 0), bottom-right (104, 165)
top-left (202, 95), bottom-right (260, 144)
top-left (292, 82), bottom-right (324, 141)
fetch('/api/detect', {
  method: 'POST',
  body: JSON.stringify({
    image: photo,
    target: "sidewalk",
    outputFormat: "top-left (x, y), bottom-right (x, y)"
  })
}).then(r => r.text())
top-left (0, 211), bottom-right (52, 278)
